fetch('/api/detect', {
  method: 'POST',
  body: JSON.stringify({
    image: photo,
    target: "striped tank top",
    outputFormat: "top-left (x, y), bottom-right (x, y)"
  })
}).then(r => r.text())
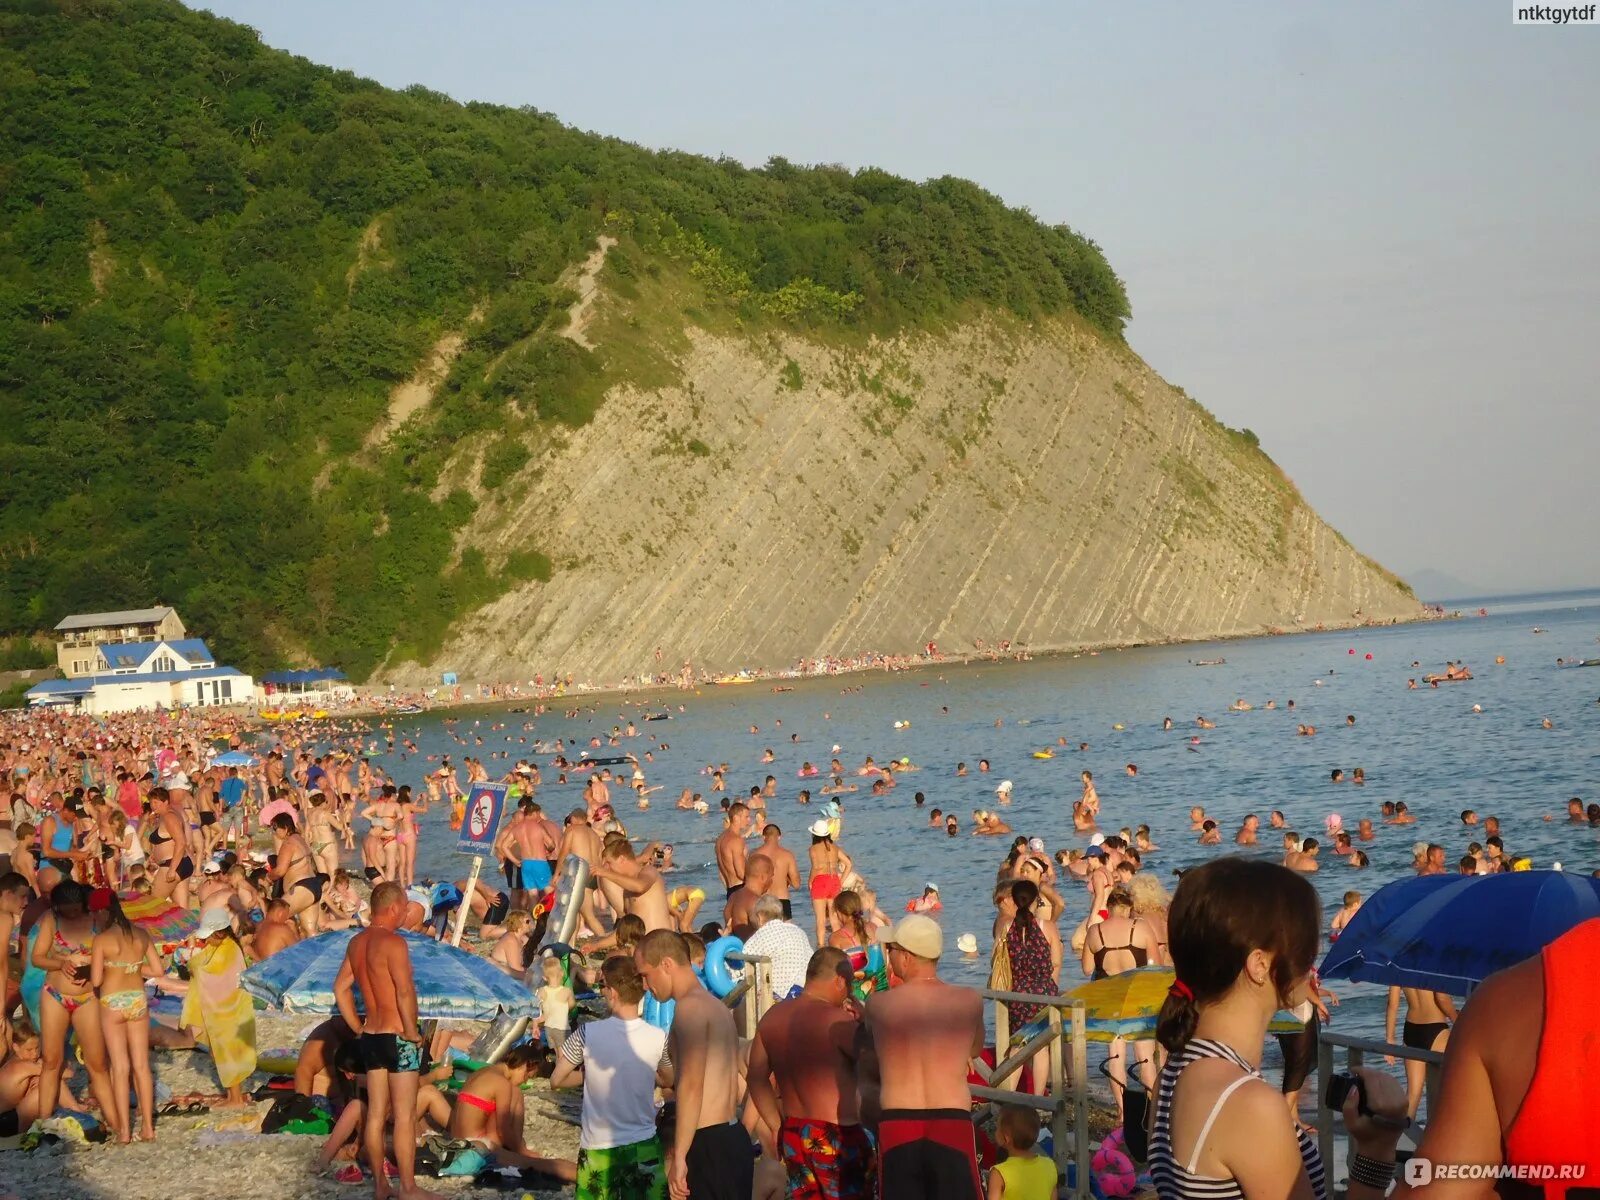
top-left (1149, 1039), bottom-right (1327, 1200)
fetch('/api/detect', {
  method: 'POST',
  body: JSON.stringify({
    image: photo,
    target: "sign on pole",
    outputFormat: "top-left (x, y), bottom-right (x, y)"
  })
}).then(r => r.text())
top-left (457, 782), bottom-right (507, 855)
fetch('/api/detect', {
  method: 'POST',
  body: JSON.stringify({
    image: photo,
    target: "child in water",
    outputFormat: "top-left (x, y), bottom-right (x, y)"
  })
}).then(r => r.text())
top-left (1330, 890), bottom-right (1363, 940)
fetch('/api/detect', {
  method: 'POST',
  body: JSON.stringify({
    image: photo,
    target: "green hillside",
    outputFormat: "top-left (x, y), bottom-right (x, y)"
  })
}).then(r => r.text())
top-left (0, 0), bottom-right (1129, 677)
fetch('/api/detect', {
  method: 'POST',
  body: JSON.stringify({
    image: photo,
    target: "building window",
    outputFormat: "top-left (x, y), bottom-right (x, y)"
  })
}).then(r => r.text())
top-left (220, 679), bottom-right (232, 700)
top-left (154, 655), bottom-right (174, 673)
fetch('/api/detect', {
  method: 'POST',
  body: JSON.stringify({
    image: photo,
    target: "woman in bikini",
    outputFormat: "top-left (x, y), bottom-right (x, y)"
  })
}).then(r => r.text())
top-left (807, 821), bottom-right (849, 946)
top-left (31, 882), bottom-right (118, 1130)
top-left (146, 787), bottom-right (195, 908)
top-left (1082, 885), bottom-right (1162, 1119)
top-left (394, 793), bottom-right (418, 887)
top-left (90, 891), bottom-right (163, 1142)
top-left (268, 812), bottom-right (322, 935)
top-left (449, 1046), bottom-right (572, 1176)
top-left (305, 792), bottom-right (340, 881)
top-left (359, 792), bottom-right (400, 881)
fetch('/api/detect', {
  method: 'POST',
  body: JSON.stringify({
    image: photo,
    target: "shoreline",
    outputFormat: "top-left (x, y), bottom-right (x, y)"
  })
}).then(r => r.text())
top-left (283, 607), bottom-right (1445, 725)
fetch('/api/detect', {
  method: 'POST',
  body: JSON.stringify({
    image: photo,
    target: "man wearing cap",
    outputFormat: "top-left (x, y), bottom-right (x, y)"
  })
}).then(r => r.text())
top-left (858, 913), bottom-right (985, 1200)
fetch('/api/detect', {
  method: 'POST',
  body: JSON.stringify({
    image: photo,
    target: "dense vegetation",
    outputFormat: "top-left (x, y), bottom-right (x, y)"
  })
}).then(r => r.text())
top-left (0, 0), bottom-right (1131, 678)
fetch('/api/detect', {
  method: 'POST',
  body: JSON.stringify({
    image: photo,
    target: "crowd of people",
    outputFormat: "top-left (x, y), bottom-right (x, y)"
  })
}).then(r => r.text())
top-left (1, 650), bottom-right (1596, 1200)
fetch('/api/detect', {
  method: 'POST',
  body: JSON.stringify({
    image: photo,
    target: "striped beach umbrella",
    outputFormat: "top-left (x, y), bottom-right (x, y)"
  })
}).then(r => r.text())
top-left (241, 928), bottom-right (536, 1020)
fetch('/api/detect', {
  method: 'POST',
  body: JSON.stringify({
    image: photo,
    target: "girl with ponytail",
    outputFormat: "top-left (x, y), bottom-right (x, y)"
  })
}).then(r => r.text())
top-left (1148, 858), bottom-right (1407, 1200)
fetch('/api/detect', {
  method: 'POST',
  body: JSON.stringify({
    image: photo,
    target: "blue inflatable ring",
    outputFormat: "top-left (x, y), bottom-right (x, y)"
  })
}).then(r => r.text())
top-left (702, 935), bottom-right (745, 998)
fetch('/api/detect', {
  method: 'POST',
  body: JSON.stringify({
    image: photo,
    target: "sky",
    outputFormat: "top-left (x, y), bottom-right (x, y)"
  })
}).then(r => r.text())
top-left (195, 1), bottom-right (1600, 594)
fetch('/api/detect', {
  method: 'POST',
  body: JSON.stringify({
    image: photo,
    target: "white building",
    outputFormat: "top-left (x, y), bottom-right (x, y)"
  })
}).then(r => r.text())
top-left (29, 614), bottom-right (253, 714)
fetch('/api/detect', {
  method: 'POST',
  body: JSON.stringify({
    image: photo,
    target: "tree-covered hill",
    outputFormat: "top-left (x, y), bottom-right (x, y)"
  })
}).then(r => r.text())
top-left (0, 0), bottom-right (1129, 677)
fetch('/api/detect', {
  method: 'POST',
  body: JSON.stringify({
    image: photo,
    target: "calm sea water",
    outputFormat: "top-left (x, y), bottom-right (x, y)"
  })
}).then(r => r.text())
top-left (322, 589), bottom-right (1600, 1068)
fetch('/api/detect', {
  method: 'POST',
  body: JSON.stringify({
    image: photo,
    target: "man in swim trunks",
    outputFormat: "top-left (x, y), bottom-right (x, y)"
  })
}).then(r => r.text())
top-left (715, 802), bottom-right (752, 899)
top-left (759, 823), bottom-right (801, 920)
top-left (747, 946), bottom-right (873, 1199)
top-left (859, 914), bottom-right (985, 1200)
top-left (635, 929), bottom-right (751, 1200)
top-left (334, 882), bottom-right (444, 1200)
top-left (507, 799), bottom-right (556, 910)
top-left (555, 808), bottom-right (606, 936)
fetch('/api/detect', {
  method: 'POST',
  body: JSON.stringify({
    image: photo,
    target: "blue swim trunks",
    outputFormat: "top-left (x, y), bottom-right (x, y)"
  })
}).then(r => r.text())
top-left (521, 859), bottom-right (553, 890)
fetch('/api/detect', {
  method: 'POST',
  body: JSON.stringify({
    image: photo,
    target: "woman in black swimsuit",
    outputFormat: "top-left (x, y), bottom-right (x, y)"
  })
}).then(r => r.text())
top-left (1081, 886), bottom-right (1160, 1119)
top-left (146, 789), bottom-right (194, 907)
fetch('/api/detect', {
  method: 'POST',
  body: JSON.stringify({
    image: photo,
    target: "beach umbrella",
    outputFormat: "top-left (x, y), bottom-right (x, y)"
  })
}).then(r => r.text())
top-left (119, 892), bottom-right (200, 947)
top-left (258, 797), bottom-right (298, 826)
top-left (241, 929), bottom-right (536, 1020)
top-left (1065, 966), bottom-right (1306, 1042)
top-left (210, 750), bottom-right (257, 768)
top-left (1319, 870), bottom-right (1600, 992)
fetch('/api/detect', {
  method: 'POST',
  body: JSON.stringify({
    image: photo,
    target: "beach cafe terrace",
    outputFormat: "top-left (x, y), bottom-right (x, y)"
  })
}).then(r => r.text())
top-left (259, 667), bottom-right (349, 698)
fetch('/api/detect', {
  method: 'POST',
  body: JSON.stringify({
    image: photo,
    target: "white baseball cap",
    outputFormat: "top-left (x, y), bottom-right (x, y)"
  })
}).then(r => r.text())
top-left (1089, 832), bottom-right (1106, 847)
top-left (877, 913), bottom-right (943, 959)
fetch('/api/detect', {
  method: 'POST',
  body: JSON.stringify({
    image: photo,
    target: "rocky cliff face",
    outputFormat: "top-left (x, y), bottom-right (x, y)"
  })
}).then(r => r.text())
top-left (381, 305), bottom-right (1413, 685)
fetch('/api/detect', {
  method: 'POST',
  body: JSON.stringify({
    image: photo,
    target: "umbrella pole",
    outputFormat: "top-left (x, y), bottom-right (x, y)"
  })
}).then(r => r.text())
top-left (451, 856), bottom-right (482, 948)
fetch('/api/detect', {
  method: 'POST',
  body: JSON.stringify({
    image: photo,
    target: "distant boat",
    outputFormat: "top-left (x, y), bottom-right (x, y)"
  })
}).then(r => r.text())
top-left (1192, 658), bottom-right (1226, 667)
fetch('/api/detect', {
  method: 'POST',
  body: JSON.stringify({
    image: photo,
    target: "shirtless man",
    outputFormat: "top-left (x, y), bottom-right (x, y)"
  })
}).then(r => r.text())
top-left (590, 839), bottom-right (671, 932)
top-left (758, 824), bottom-right (801, 920)
top-left (715, 802), bottom-right (752, 899)
top-left (747, 947), bottom-right (873, 1200)
top-left (725, 854), bottom-right (774, 934)
top-left (581, 772), bottom-right (610, 819)
top-left (269, 812), bottom-right (322, 934)
top-left (252, 897), bottom-right (301, 960)
top-left (507, 800), bottom-right (557, 910)
top-left (858, 914), bottom-right (985, 1200)
top-left (1234, 813), bottom-right (1260, 845)
top-left (334, 882), bottom-right (444, 1200)
top-left (635, 929), bottom-right (751, 1200)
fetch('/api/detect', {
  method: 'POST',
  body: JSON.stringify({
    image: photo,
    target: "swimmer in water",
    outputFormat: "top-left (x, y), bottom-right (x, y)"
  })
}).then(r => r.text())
top-left (1235, 814), bottom-right (1259, 846)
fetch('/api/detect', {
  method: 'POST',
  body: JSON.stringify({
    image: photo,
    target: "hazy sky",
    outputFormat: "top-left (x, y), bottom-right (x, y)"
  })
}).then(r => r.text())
top-left (196, 1), bottom-right (1599, 593)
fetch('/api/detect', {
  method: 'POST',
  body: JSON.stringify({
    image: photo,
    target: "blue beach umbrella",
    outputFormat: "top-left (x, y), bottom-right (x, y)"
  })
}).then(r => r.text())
top-left (210, 750), bottom-right (258, 767)
top-left (242, 929), bottom-right (536, 1020)
top-left (1319, 870), bottom-right (1600, 992)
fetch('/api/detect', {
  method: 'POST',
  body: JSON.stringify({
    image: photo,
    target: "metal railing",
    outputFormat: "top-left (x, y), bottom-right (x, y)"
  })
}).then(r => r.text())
top-left (982, 989), bottom-right (1092, 1200)
top-left (1315, 1031), bottom-right (1443, 1181)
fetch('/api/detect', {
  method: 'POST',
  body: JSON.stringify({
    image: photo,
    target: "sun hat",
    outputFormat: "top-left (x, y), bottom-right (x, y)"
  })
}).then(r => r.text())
top-left (956, 933), bottom-right (979, 954)
top-left (808, 818), bottom-right (831, 837)
top-left (924, 882), bottom-right (939, 893)
top-left (195, 908), bottom-right (232, 939)
top-left (997, 780), bottom-right (1013, 793)
top-left (876, 913), bottom-right (943, 959)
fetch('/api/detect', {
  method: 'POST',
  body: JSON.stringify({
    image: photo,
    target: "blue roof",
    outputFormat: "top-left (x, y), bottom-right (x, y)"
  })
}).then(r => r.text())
top-left (168, 638), bottom-right (214, 662)
top-left (94, 638), bottom-right (215, 671)
top-left (27, 664), bottom-right (250, 700)
top-left (99, 641), bottom-right (159, 669)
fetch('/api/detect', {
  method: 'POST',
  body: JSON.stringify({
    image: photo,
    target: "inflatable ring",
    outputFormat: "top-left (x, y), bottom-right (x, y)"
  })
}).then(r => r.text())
top-left (702, 935), bottom-right (745, 998)
top-left (641, 992), bottom-right (676, 1031)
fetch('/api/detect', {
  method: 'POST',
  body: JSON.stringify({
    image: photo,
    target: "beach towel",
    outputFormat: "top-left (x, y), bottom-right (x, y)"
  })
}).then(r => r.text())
top-left (181, 937), bottom-right (257, 1088)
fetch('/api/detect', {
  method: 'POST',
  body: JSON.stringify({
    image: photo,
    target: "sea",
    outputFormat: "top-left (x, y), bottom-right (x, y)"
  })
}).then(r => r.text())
top-left (300, 587), bottom-right (1600, 1103)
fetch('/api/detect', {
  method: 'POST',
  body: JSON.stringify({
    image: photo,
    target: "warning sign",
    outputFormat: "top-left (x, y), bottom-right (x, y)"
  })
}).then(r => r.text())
top-left (457, 783), bottom-right (507, 855)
